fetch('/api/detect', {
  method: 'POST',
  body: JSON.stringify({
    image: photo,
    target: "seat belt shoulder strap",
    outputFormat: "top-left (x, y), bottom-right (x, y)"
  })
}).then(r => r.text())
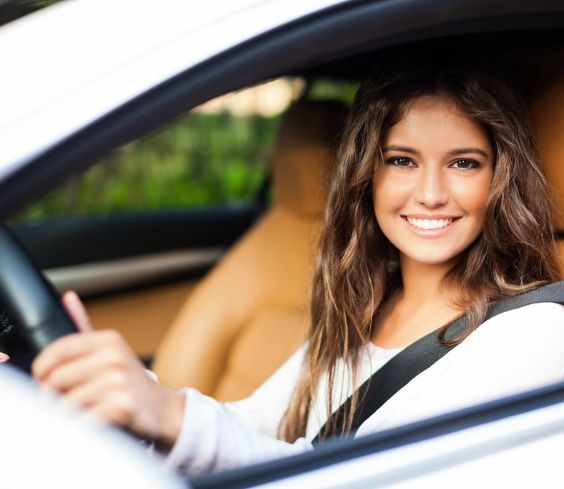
top-left (312, 280), bottom-right (564, 444)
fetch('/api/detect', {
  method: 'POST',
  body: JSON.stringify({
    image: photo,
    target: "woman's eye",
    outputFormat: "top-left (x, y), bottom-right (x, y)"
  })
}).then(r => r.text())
top-left (386, 156), bottom-right (415, 167)
top-left (450, 159), bottom-right (480, 170)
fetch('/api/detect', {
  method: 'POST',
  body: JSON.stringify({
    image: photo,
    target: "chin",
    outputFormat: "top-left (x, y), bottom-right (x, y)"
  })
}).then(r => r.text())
top-left (402, 249), bottom-right (464, 267)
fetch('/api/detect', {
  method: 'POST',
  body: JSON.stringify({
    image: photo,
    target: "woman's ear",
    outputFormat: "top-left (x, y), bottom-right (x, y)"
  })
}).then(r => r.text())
top-left (0, 352), bottom-right (9, 363)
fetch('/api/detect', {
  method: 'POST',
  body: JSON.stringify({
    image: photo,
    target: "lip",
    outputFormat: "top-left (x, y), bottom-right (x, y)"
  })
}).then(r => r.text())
top-left (401, 215), bottom-right (461, 237)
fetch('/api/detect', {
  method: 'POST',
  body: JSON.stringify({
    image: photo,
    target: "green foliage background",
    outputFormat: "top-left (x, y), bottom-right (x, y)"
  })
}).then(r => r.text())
top-left (19, 113), bottom-right (279, 221)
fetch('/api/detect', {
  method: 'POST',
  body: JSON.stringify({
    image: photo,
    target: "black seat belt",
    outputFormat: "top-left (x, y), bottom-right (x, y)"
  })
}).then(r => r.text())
top-left (312, 280), bottom-right (564, 444)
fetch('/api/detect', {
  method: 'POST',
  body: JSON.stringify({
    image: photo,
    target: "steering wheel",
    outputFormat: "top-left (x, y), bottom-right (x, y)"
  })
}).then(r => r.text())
top-left (0, 224), bottom-right (78, 372)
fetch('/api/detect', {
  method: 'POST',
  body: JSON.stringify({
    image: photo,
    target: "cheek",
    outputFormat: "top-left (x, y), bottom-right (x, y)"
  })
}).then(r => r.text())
top-left (373, 177), bottom-right (394, 228)
top-left (452, 172), bottom-right (492, 218)
top-left (373, 170), bottom-right (408, 217)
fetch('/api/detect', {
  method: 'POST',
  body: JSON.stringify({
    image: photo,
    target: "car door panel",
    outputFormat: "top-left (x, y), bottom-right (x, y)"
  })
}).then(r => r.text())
top-left (9, 206), bottom-right (261, 357)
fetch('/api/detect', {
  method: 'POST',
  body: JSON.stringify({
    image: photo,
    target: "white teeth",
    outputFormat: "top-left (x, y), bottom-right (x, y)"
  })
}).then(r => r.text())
top-left (406, 217), bottom-right (453, 230)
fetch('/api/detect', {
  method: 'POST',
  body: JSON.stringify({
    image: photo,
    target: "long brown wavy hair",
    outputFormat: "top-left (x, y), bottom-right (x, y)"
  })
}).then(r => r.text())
top-left (280, 50), bottom-right (561, 442)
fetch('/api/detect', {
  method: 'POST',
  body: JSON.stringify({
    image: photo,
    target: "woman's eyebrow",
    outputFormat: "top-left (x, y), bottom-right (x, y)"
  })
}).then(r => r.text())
top-left (382, 145), bottom-right (419, 154)
top-left (382, 146), bottom-right (490, 158)
top-left (448, 148), bottom-right (490, 158)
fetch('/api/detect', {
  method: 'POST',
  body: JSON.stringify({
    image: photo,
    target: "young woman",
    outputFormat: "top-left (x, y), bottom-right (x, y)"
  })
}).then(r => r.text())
top-left (13, 51), bottom-right (564, 473)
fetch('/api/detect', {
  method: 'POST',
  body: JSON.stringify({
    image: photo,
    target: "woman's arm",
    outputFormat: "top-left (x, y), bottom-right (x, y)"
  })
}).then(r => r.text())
top-left (164, 341), bottom-right (311, 473)
top-left (166, 389), bottom-right (313, 473)
top-left (33, 292), bottom-right (313, 473)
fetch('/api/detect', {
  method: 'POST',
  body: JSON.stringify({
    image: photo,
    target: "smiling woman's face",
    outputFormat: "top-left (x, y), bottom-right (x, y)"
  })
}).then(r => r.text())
top-left (373, 96), bottom-right (494, 268)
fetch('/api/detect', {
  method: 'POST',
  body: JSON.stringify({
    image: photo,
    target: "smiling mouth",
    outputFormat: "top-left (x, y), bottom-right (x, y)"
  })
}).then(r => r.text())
top-left (404, 216), bottom-right (459, 230)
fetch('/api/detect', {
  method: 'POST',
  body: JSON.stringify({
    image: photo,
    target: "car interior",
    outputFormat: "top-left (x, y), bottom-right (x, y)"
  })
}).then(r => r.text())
top-left (8, 32), bottom-right (564, 402)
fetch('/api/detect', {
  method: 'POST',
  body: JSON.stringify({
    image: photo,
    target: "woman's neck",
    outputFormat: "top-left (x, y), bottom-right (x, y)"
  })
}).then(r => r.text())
top-left (399, 255), bottom-right (453, 306)
top-left (372, 256), bottom-right (460, 348)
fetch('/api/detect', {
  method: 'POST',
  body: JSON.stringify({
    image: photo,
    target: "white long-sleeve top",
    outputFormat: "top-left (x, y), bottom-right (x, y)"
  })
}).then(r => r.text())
top-left (165, 302), bottom-right (564, 474)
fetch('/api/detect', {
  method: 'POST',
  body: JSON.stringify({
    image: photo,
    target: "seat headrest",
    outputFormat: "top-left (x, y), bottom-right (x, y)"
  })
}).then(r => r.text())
top-left (531, 77), bottom-right (564, 230)
top-left (271, 100), bottom-right (348, 218)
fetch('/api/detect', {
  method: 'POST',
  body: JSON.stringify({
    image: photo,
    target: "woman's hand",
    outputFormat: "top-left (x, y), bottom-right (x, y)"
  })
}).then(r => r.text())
top-left (31, 291), bottom-right (185, 449)
top-left (0, 352), bottom-right (8, 363)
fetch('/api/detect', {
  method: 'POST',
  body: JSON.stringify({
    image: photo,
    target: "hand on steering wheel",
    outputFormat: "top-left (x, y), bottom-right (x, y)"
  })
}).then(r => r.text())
top-left (0, 224), bottom-right (185, 448)
top-left (33, 291), bottom-right (185, 449)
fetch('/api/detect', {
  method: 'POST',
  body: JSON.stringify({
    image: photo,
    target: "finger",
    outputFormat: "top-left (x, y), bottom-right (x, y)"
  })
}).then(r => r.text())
top-left (32, 331), bottom-right (98, 381)
top-left (63, 369), bottom-right (129, 410)
top-left (62, 291), bottom-right (93, 332)
top-left (0, 352), bottom-right (9, 363)
top-left (42, 347), bottom-right (126, 393)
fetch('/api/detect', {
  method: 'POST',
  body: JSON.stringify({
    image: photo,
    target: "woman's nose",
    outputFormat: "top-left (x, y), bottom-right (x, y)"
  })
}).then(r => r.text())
top-left (415, 166), bottom-right (448, 208)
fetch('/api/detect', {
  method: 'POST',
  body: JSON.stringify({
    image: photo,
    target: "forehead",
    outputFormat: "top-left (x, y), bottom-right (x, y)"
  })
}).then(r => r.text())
top-left (384, 96), bottom-right (491, 150)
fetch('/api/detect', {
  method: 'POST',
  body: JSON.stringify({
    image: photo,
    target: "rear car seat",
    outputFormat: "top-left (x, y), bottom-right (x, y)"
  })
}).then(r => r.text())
top-left (153, 100), bottom-right (348, 400)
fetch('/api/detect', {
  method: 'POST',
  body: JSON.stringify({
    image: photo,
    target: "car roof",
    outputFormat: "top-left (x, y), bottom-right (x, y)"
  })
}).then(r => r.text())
top-left (0, 0), bottom-right (348, 182)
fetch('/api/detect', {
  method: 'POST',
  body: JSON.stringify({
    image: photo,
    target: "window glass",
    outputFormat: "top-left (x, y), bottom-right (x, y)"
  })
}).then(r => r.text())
top-left (307, 79), bottom-right (360, 105)
top-left (15, 77), bottom-right (357, 222)
top-left (16, 78), bottom-right (306, 221)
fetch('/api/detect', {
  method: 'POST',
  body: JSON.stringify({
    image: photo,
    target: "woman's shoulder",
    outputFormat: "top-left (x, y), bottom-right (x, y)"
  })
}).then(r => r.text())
top-left (457, 301), bottom-right (564, 358)
top-left (482, 300), bottom-right (564, 332)
top-left (360, 301), bottom-right (564, 434)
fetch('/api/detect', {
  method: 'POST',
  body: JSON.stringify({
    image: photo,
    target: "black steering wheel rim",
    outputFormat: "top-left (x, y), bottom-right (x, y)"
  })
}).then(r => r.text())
top-left (0, 224), bottom-right (77, 372)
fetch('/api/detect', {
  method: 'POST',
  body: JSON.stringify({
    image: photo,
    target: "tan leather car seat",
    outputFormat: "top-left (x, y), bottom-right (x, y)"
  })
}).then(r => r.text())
top-left (152, 100), bottom-right (348, 400)
top-left (530, 72), bottom-right (564, 274)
